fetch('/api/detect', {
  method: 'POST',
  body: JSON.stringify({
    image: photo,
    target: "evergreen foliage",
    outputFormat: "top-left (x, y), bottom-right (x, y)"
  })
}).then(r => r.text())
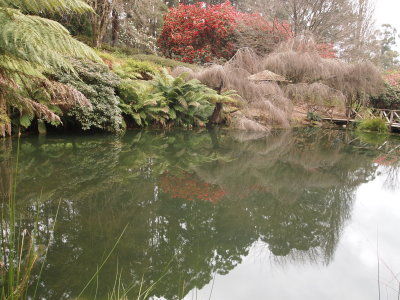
top-left (371, 71), bottom-right (400, 109)
top-left (118, 80), bottom-right (170, 127)
top-left (56, 59), bottom-right (123, 133)
top-left (118, 71), bottom-right (238, 128)
top-left (357, 118), bottom-right (388, 133)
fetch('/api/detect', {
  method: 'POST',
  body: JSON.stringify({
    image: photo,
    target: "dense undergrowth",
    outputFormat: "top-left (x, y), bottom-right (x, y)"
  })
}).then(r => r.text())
top-left (0, 0), bottom-right (396, 137)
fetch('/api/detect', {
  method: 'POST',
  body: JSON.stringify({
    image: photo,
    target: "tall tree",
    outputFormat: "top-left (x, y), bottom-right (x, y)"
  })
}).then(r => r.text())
top-left (376, 24), bottom-right (400, 69)
top-left (231, 0), bottom-right (377, 61)
top-left (87, 0), bottom-right (165, 52)
top-left (88, 0), bottom-right (118, 47)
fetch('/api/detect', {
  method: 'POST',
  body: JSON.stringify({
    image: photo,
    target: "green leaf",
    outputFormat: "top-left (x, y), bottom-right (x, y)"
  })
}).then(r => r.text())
top-left (19, 114), bottom-right (32, 128)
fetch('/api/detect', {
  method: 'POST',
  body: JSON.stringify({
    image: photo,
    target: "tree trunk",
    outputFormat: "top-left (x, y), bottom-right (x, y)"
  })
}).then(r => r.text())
top-left (111, 9), bottom-right (119, 47)
top-left (90, 0), bottom-right (114, 48)
top-left (207, 82), bottom-right (224, 128)
top-left (0, 96), bottom-right (11, 137)
top-left (207, 103), bottom-right (223, 128)
top-left (0, 139), bottom-right (12, 199)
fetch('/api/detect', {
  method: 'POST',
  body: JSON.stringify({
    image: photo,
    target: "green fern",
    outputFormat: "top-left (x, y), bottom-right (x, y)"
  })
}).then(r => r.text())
top-left (152, 72), bottom-right (215, 127)
top-left (0, 0), bottom-right (92, 13)
top-left (117, 70), bottom-right (240, 129)
top-left (0, 0), bottom-right (99, 136)
top-left (118, 80), bottom-right (170, 127)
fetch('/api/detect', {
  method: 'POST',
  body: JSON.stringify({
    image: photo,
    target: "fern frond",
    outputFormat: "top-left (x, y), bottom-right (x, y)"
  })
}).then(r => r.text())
top-left (40, 80), bottom-right (92, 109)
top-left (0, 0), bottom-right (100, 136)
top-left (0, 9), bottom-right (100, 71)
top-left (177, 97), bottom-right (188, 109)
top-left (0, 55), bottom-right (45, 79)
top-left (0, 0), bottom-right (92, 14)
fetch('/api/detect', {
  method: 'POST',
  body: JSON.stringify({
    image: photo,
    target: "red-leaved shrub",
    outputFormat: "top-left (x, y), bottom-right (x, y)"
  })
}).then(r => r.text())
top-left (158, 1), bottom-right (293, 63)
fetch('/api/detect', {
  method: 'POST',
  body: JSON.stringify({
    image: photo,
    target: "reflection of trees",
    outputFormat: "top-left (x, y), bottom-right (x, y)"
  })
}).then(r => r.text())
top-left (1, 129), bottom-right (397, 299)
top-left (0, 139), bottom-right (12, 201)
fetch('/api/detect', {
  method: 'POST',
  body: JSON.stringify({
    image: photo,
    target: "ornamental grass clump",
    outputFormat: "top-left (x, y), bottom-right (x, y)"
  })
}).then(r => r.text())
top-left (357, 118), bottom-right (388, 133)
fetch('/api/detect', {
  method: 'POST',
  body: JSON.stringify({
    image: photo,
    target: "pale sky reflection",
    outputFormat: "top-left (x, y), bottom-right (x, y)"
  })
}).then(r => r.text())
top-left (183, 171), bottom-right (400, 300)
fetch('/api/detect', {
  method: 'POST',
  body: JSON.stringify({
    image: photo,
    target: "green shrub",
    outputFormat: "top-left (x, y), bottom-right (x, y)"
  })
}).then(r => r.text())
top-left (56, 59), bottom-right (123, 133)
top-left (357, 118), bottom-right (388, 133)
top-left (130, 54), bottom-right (198, 69)
top-left (307, 111), bottom-right (321, 122)
top-left (118, 80), bottom-right (170, 126)
top-left (118, 71), bottom-right (237, 128)
top-left (370, 82), bottom-right (400, 109)
top-left (114, 58), bottom-right (160, 80)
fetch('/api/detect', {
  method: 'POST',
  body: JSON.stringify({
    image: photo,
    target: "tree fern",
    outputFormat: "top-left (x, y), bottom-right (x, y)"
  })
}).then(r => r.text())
top-left (117, 70), bottom-right (240, 129)
top-left (0, 0), bottom-right (92, 14)
top-left (0, 0), bottom-right (99, 136)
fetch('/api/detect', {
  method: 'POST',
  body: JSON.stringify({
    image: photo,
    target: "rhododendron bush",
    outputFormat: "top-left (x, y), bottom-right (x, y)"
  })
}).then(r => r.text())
top-left (158, 1), bottom-right (293, 63)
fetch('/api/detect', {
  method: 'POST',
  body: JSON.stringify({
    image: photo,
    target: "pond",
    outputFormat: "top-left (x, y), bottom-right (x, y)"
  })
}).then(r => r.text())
top-left (1, 128), bottom-right (400, 299)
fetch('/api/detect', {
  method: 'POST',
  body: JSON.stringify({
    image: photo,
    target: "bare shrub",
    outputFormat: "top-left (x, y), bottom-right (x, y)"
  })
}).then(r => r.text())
top-left (172, 40), bottom-right (384, 131)
top-left (264, 39), bottom-right (384, 111)
top-left (173, 48), bottom-right (292, 132)
top-left (225, 48), bottom-right (263, 74)
top-left (263, 40), bottom-right (332, 83)
top-left (325, 61), bottom-right (384, 110)
top-left (284, 83), bottom-right (346, 107)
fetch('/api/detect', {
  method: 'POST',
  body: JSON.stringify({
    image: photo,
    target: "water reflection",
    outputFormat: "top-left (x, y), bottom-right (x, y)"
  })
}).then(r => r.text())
top-left (1, 129), bottom-right (399, 299)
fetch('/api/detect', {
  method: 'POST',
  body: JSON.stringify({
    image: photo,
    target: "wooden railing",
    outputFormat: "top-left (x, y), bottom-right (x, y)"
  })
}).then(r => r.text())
top-left (307, 105), bottom-right (335, 119)
top-left (377, 109), bottom-right (400, 125)
top-left (308, 106), bottom-right (400, 129)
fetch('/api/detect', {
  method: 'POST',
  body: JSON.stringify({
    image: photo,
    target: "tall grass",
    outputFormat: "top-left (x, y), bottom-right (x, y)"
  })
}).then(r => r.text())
top-left (1, 137), bottom-right (38, 300)
top-left (105, 259), bottom-right (172, 300)
top-left (0, 138), bottom-right (62, 300)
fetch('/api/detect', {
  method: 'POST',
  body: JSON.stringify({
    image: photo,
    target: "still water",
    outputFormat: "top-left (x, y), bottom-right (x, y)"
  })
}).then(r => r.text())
top-left (1, 128), bottom-right (400, 299)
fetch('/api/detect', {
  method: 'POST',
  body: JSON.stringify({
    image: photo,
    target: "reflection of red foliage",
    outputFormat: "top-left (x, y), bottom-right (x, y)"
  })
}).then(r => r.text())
top-left (374, 155), bottom-right (399, 166)
top-left (160, 171), bottom-right (225, 204)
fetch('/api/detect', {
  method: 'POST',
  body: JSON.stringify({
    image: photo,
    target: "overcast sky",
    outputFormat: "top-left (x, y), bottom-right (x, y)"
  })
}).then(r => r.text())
top-left (375, 0), bottom-right (400, 33)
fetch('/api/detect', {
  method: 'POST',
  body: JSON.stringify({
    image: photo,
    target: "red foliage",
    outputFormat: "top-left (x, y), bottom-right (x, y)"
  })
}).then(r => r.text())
top-left (373, 155), bottom-right (399, 166)
top-left (237, 13), bottom-right (293, 40)
top-left (159, 171), bottom-right (225, 204)
top-left (316, 43), bottom-right (337, 59)
top-left (383, 70), bottom-right (400, 87)
top-left (158, 1), bottom-right (293, 63)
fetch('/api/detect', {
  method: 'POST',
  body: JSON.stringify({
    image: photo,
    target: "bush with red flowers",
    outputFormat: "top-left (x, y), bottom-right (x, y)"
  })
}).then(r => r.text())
top-left (158, 1), bottom-right (293, 63)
